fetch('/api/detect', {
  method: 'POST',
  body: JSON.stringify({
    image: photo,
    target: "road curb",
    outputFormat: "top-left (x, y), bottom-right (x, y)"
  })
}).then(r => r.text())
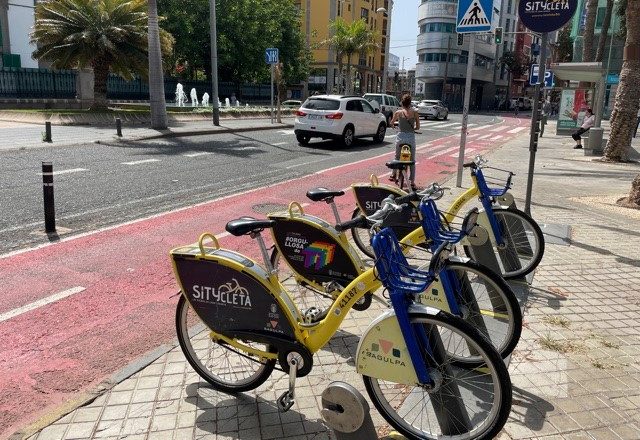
top-left (9, 343), bottom-right (177, 440)
top-left (115, 122), bottom-right (295, 142)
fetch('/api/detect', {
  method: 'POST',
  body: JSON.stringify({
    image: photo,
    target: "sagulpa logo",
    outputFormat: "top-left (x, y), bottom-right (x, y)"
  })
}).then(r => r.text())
top-left (371, 339), bottom-right (401, 359)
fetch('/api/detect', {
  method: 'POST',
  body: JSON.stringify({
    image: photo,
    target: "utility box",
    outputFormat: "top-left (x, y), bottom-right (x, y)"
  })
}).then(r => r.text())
top-left (585, 127), bottom-right (604, 156)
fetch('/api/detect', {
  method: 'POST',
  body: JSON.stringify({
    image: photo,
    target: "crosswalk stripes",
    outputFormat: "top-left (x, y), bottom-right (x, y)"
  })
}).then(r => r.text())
top-left (279, 130), bottom-right (295, 135)
top-left (471, 124), bottom-right (493, 131)
top-left (489, 125), bottom-right (508, 132)
top-left (466, 133), bottom-right (480, 139)
top-left (507, 127), bottom-right (528, 134)
top-left (490, 135), bottom-right (503, 141)
top-left (450, 148), bottom-right (475, 158)
top-left (477, 134), bottom-right (493, 140)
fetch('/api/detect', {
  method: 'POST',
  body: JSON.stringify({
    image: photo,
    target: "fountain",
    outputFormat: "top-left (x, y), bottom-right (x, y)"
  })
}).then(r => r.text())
top-left (225, 97), bottom-right (230, 107)
top-left (190, 88), bottom-right (199, 107)
top-left (236, 100), bottom-right (241, 107)
top-left (175, 83), bottom-right (188, 107)
top-left (202, 93), bottom-right (210, 107)
top-left (246, 103), bottom-right (249, 108)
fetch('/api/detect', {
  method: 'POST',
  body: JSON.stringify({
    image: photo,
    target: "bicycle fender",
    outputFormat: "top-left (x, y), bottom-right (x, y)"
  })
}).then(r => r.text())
top-left (445, 255), bottom-right (471, 264)
top-left (356, 305), bottom-right (441, 385)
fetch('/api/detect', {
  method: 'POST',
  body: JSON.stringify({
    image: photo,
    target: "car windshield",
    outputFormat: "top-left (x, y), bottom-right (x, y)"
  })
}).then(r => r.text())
top-left (422, 100), bottom-right (439, 106)
top-left (364, 94), bottom-right (383, 106)
top-left (302, 98), bottom-right (340, 111)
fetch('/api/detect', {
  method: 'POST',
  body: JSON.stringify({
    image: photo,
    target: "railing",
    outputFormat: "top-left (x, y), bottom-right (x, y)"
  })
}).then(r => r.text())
top-left (0, 68), bottom-right (274, 102)
top-left (0, 68), bottom-right (77, 99)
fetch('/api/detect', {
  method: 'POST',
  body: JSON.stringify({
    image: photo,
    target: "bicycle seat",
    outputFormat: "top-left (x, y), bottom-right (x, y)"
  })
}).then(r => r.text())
top-left (225, 217), bottom-right (275, 236)
top-left (306, 187), bottom-right (345, 202)
top-left (386, 160), bottom-right (415, 170)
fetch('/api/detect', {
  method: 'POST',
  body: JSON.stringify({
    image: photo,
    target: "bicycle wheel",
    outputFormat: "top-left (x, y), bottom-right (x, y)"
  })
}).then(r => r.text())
top-left (350, 207), bottom-right (375, 258)
top-left (440, 260), bottom-right (522, 360)
top-left (363, 311), bottom-right (512, 440)
top-left (175, 295), bottom-right (276, 393)
top-left (489, 207), bottom-right (545, 279)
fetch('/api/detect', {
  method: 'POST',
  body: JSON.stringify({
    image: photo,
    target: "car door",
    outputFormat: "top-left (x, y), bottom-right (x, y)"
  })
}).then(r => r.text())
top-left (345, 99), bottom-right (363, 136)
top-left (360, 99), bottom-right (378, 134)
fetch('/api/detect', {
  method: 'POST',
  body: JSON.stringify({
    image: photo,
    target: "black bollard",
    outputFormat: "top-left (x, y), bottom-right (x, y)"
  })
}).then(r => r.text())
top-left (44, 122), bottom-right (52, 143)
top-left (42, 162), bottom-right (56, 233)
top-left (116, 118), bottom-right (122, 137)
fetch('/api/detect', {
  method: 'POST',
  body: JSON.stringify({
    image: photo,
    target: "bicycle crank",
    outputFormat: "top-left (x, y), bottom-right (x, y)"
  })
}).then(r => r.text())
top-left (277, 352), bottom-right (304, 412)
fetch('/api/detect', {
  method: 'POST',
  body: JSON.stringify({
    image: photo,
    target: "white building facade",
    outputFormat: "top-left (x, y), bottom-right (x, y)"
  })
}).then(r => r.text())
top-left (0, 0), bottom-right (39, 69)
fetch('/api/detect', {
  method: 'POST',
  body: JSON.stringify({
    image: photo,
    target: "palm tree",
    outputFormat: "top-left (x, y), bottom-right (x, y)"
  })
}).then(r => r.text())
top-left (582, 0), bottom-right (599, 62)
top-left (324, 18), bottom-right (350, 93)
top-left (595, 0), bottom-right (615, 62)
top-left (31, 0), bottom-right (173, 111)
top-left (147, 0), bottom-right (167, 129)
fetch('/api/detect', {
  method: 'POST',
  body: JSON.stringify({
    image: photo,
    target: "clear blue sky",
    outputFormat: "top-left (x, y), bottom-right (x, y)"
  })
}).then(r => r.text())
top-left (390, 0), bottom-right (421, 71)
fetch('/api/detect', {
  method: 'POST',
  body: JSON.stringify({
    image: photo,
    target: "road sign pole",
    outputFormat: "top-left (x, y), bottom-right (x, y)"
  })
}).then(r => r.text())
top-left (209, 0), bottom-right (220, 126)
top-left (524, 31), bottom-right (548, 214)
top-left (456, 35), bottom-right (475, 188)
top-left (271, 63), bottom-right (275, 124)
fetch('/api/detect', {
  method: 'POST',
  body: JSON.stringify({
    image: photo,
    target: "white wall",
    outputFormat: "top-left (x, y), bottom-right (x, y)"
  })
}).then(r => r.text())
top-left (8, 0), bottom-right (38, 68)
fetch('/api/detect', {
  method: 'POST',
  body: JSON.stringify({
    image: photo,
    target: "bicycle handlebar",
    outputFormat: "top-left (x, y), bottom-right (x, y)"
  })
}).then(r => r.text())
top-left (335, 215), bottom-right (367, 232)
top-left (335, 196), bottom-right (406, 232)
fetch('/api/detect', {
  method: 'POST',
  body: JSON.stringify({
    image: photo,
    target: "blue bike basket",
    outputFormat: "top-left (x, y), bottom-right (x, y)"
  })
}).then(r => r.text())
top-left (419, 199), bottom-right (466, 246)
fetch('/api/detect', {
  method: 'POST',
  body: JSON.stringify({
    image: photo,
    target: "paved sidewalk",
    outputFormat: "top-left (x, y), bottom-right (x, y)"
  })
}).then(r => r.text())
top-left (20, 125), bottom-right (640, 439)
top-left (0, 117), bottom-right (294, 152)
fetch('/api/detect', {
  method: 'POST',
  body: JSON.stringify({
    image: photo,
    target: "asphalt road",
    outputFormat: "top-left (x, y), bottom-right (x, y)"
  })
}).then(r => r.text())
top-left (0, 114), bottom-right (500, 254)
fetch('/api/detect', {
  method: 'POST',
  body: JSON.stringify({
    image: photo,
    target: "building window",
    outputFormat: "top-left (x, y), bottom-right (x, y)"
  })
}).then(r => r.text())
top-left (361, 8), bottom-right (369, 21)
top-left (506, 19), bottom-right (510, 36)
top-left (507, 0), bottom-right (512, 13)
top-left (2, 54), bottom-right (21, 68)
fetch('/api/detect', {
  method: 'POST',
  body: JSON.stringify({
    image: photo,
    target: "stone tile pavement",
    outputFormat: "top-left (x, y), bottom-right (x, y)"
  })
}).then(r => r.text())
top-left (19, 124), bottom-right (640, 439)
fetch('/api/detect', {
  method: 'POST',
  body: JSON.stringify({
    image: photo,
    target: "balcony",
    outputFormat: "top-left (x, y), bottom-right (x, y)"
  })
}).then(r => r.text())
top-left (418, 0), bottom-right (457, 21)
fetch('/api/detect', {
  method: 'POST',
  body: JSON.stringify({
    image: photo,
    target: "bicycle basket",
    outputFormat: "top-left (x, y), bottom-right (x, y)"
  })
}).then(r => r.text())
top-left (475, 166), bottom-right (514, 198)
top-left (419, 199), bottom-right (465, 246)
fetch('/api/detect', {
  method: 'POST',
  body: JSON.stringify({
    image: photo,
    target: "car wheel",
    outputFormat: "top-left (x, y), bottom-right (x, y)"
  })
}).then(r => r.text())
top-left (341, 125), bottom-right (355, 147)
top-left (443, 112), bottom-right (448, 120)
top-left (296, 133), bottom-right (310, 145)
top-left (373, 123), bottom-right (386, 143)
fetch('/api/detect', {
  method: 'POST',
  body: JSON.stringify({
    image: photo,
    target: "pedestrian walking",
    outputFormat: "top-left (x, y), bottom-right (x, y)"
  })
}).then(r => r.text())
top-left (390, 93), bottom-right (420, 191)
top-left (571, 108), bottom-right (595, 149)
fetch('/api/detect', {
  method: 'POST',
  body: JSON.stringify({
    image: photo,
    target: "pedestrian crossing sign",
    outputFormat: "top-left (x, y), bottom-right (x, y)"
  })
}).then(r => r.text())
top-left (456, 0), bottom-right (493, 33)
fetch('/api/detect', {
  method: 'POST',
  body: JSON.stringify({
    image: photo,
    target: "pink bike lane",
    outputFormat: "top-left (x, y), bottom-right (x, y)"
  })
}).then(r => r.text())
top-left (0, 116), bottom-right (527, 437)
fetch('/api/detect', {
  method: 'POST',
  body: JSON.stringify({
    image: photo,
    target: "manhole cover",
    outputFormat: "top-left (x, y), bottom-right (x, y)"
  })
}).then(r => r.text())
top-left (252, 203), bottom-right (288, 214)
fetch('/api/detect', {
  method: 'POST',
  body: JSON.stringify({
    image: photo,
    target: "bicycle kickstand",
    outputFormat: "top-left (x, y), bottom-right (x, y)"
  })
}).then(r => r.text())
top-left (277, 353), bottom-right (303, 412)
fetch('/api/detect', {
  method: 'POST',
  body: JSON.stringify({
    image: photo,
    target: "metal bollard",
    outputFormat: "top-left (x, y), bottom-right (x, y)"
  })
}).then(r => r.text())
top-left (321, 382), bottom-right (377, 439)
top-left (116, 118), bottom-right (122, 137)
top-left (44, 121), bottom-right (52, 143)
top-left (42, 162), bottom-right (56, 233)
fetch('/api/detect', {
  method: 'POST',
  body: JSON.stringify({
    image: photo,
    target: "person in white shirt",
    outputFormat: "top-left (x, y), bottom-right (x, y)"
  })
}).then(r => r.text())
top-left (572, 108), bottom-right (595, 149)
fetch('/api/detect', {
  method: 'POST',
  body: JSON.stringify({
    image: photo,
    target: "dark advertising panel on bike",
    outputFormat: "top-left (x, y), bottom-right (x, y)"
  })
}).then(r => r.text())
top-left (173, 253), bottom-right (296, 339)
top-left (271, 218), bottom-right (360, 285)
top-left (353, 185), bottom-right (421, 238)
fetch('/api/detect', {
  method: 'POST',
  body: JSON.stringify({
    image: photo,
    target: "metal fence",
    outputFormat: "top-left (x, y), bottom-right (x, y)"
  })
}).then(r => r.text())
top-left (0, 68), bottom-right (273, 102)
top-left (0, 68), bottom-right (77, 99)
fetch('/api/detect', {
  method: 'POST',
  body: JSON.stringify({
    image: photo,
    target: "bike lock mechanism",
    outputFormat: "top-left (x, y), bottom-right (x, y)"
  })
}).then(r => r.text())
top-left (321, 382), bottom-right (377, 439)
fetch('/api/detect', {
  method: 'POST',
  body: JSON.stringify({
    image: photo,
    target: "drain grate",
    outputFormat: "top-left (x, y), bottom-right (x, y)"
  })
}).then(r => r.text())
top-left (252, 203), bottom-right (288, 214)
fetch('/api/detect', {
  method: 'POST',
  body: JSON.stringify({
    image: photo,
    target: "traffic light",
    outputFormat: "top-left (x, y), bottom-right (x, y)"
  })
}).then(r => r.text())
top-left (494, 27), bottom-right (503, 44)
top-left (457, 33), bottom-right (464, 46)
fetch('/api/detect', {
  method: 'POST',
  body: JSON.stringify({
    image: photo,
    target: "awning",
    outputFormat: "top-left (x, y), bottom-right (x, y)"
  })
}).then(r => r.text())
top-left (549, 62), bottom-right (606, 82)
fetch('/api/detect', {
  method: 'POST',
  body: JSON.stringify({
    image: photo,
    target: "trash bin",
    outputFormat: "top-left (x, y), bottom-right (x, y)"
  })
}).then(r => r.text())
top-left (585, 127), bottom-right (604, 156)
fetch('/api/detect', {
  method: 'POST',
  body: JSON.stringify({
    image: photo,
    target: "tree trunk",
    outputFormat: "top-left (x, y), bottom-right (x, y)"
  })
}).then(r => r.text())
top-left (90, 58), bottom-right (110, 110)
top-left (336, 52), bottom-right (344, 94)
top-left (582, 0), bottom-right (599, 62)
top-left (345, 54), bottom-right (353, 95)
top-left (148, 0), bottom-right (168, 129)
top-left (603, 0), bottom-right (640, 162)
top-left (596, 0), bottom-right (614, 62)
top-left (628, 174), bottom-right (640, 205)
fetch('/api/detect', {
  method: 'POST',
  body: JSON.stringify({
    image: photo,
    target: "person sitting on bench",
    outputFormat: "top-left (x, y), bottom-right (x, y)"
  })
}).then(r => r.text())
top-left (572, 108), bottom-right (594, 149)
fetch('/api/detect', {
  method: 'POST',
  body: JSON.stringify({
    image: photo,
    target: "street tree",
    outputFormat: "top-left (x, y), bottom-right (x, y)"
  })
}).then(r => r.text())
top-left (32, 0), bottom-right (173, 110)
top-left (148, 0), bottom-right (168, 129)
top-left (582, 0), bottom-right (599, 62)
top-left (500, 51), bottom-right (529, 79)
top-left (602, 0), bottom-right (640, 206)
top-left (556, 24), bottom-right (574, 63)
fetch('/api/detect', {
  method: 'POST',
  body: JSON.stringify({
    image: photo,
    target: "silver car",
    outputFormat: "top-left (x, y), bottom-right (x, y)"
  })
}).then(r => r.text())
top-left (417, 100), bottom-right (449, 120)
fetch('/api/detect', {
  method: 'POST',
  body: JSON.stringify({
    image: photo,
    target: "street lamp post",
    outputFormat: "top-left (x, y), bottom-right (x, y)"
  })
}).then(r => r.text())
top-left (377, 2), bottom-right (393, 94)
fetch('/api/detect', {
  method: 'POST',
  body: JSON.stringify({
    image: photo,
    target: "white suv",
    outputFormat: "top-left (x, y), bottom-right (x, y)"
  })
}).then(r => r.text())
top-left (363, 93), bottom-right (401, 126)
top-left (294, 95), bottom-right (387, 147)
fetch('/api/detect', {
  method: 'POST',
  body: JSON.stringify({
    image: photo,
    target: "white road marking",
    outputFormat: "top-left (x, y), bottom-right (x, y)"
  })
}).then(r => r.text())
top-left (44, 168), bottom-right (88, 176)
top-left (435, 123), bottom-right (461, 128)
top-left (183, 152), bottom-right (213, 158)
top-left (477, 134), bottom-right (493, 140)
top-left (466, 133), bottom-right (480, 139)
top-left (279, 130), bottom-right (295, 135)
top-left (429, 146), bottom-right (460, 158)
top-left (272, 142), bottom-right (287, 146)
top-left (450, 148), bottom-right (475, 158)
top-left (121, 159), bottom-right (160, 166)
top-left (507, 127), bottom-right (528, 134)
top-left (489, 125), bottom-right (508, 132)
top-left (471, 124), bottom-right (493, 131)
top-left (490, 135), bottom-right (504, 141)
top-left (0, 286), bottom-right (85, 323)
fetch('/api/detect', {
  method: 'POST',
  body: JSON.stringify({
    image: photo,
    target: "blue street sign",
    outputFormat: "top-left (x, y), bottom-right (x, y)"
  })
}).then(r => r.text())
top-left (456, 0), bottom-right (493, 33)
top-left (265, 48), bottom-right (279, 64)
top-left (529, 64), bottom-right (554, 87)
top-left (606, 73), bottom-right (619, 84)
top-left (519, 0), bottom-right (578, 33)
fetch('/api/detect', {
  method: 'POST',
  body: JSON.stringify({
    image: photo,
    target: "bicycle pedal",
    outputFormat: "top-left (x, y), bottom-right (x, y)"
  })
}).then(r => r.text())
top-left (277, 390), bottom-right (295, 412)
top-left (303, 307), bottom-right (323, 323)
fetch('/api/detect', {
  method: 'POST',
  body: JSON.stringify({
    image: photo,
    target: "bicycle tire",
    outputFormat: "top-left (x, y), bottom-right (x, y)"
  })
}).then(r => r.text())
top-left (270, 248), bottom-right (372, 312)
top-left (175, 295), bottom-right (276, 393)
top-left (350, 207), bottom-right (376, 258)
top-left (469, 207), bottom-right (545, 279)
top-left (363, 311), bottom-right (512, 440)
top-left (439, 259), bottom-right (522, 360)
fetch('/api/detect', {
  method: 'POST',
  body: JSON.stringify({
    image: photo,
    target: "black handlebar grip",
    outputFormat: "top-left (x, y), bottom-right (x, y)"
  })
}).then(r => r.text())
top-left (335, 215), bottom-right (368, 232)
top-left (462, 162), bottom-right (477, 169)
top-left (394, 192), bottom-right (420, 204)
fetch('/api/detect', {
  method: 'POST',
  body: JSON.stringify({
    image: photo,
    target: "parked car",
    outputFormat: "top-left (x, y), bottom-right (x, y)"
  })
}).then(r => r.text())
top-left (363, 93), bottom-right (401, 126)
top-left (417, 100), bottom-right (449, 120)
top-left (294, 95), bottom-right (387, 147)
top-left (281, 100), bottom-right (302, 108)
